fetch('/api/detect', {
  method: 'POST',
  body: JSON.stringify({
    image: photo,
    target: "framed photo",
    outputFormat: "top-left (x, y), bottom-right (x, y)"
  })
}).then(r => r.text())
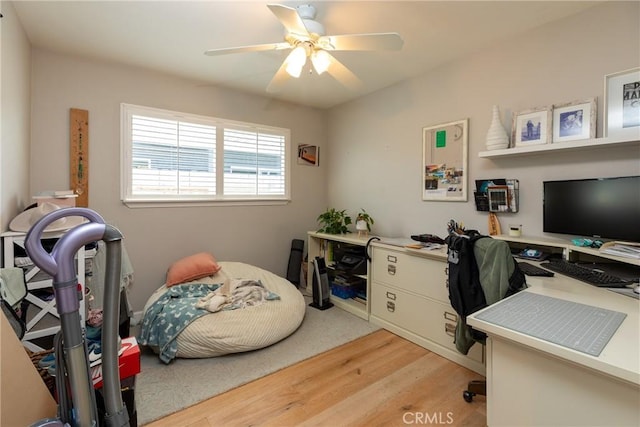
top-left (297, 144), bottom-right (319, 166)
top-left (604, 67), bottom-right (640, 139)
top-left (512, 107), bottom-right (552, 147)
top-left (422, 118), bottom-right (468, 202)
top-left (552, 98), bottom-right (596, 143)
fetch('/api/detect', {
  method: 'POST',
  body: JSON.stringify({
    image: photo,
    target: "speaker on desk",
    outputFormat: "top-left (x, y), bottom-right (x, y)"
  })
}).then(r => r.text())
top-left (310, 256), bottom-right (333, 310)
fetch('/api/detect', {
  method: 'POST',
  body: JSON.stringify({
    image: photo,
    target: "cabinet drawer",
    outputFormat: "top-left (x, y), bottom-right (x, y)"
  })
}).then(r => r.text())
top-left (371, 247), bottom-right (449, 303)
top-left (371, 282), bottom-right (482, 363)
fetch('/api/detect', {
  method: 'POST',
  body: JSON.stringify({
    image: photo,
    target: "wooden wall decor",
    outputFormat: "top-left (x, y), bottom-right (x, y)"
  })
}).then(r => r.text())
top-left (70, 108), bottom-right (89, 207)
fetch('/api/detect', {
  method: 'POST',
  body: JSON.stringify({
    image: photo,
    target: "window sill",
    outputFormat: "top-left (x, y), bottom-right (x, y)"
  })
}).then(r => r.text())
top-left (122, 198), bottom-right (290, 208)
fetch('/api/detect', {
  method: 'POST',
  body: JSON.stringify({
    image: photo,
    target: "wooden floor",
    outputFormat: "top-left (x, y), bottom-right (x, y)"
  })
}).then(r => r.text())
top-left (145, 329), bottom-right (486, 427)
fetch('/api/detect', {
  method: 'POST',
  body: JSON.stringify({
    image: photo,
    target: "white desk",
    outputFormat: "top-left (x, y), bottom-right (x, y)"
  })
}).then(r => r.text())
top-left (468, 273), bottom-right (640, 426)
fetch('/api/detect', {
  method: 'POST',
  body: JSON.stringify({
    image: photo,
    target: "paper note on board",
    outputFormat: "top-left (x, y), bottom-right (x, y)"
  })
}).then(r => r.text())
top-left (436, 130), bottom-right (447, 147)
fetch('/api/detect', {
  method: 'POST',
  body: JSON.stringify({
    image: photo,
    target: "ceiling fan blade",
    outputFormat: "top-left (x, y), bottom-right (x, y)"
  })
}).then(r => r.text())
top-left (321, 33), bottom-right (404, 51)
top-left (204, 42), bottom-right (290, 56)
top-left (267, 4), bottom-right (309, 38)
top-left (325, 53), bottom-right (363, 90)
top-left (266, 60), bottom-right (291, 93)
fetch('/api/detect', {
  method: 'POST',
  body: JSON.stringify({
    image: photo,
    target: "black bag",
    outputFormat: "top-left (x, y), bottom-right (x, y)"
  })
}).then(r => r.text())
top-left (1, 299), bottom-right (26, 339)
top-left (445, 230), bottom-right (526, 319)
top-left (0, 267), bottom-right (28, 339)
top-left (445, 230), bottom-right (488, 319)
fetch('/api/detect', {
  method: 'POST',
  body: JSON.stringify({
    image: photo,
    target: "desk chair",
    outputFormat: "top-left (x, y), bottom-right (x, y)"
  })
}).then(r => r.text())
top-left (445, 230), bottom-right (526, 403)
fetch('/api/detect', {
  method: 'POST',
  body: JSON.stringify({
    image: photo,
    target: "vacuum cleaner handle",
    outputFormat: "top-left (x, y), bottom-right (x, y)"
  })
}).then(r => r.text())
top-left (25, 208), bottom-right (105, 281)
top-left (26, 208), bottom-right (130, 427)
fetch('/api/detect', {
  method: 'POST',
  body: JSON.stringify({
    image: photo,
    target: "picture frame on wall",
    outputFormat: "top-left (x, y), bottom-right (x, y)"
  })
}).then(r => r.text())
top-left (604, 67), bottom-right (640, 139)
top-left (297, 144), bottom-right (319, 166)
top-left (512, 107), bottom-right (552, 147)
top-left (552, 98), bottom-right (596, 143)
top-left (422, 118), bottom-right (468, 202)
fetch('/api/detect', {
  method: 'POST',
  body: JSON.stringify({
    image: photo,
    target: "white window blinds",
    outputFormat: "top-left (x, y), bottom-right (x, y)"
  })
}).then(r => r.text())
top-left (121, 104), bottom-right (290, 204)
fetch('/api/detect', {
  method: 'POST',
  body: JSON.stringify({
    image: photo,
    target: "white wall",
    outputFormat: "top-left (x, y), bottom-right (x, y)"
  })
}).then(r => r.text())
top-left (29, 51), bottom-right (328, 310)
top-left (16, 1), bottom-right (640, 312)
top-left (0, 0), bottom-right (31, 231)
top-left (327, 1), bottom-right (640, 240)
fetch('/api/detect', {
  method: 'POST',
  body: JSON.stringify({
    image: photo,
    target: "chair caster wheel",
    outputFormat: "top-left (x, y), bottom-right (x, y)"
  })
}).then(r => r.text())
top-left (463, 390), bottom-right (475, 403)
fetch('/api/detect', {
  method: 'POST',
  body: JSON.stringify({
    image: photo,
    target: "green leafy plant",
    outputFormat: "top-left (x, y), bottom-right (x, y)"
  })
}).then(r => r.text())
top-left (355, 208), bottom-right (375, 232)
top-left (317, 208), bottom-right (352, 234)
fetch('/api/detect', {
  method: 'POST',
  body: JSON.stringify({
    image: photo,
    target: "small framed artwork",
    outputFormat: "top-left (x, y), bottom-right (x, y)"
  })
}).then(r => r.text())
top-left (604, 67), bottom-right (640, 139)
top-left (512, 107), bottom-right (552, 147)
top-left (552, 98), bottom-right (596, 143)
top-left (422, 118), bottom-right (468, 202)
top-left (297, 144), bottom-right (319, 166)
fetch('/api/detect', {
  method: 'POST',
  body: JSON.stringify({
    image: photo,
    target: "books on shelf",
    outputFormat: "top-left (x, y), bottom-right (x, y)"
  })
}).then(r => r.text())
top-left (599, 242), bottom-right (640, 259)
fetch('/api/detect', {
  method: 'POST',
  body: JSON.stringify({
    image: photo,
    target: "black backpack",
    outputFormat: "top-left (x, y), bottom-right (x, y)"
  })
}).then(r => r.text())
top-left (445, 230), bottom-right (525, 321)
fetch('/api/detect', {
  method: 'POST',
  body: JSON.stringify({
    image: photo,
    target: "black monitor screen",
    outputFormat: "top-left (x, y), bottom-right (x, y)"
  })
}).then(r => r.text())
top-left (543, 176), bottom-right (640, 242)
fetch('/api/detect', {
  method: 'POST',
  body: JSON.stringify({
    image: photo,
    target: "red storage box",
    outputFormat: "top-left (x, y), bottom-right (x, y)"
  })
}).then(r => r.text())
top-left (91, 336), bottom-right (140, 389)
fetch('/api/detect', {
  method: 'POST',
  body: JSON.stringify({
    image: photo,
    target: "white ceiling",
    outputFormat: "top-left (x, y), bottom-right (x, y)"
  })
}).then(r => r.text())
top-left (12, 1), bottom-right (601, 109)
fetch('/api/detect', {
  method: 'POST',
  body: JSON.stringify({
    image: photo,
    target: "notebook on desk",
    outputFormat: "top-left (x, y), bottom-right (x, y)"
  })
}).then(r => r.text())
top-left (474, 292), bottom-right (626, 357)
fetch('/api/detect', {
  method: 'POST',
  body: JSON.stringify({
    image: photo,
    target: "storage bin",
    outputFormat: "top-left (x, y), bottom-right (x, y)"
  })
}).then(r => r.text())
top-left (331, 283), bottom-right (359, 299)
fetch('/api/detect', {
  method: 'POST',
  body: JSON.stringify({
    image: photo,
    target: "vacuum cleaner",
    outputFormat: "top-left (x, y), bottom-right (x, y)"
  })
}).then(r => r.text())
top-left (26, 207), bottom-right (130, 427)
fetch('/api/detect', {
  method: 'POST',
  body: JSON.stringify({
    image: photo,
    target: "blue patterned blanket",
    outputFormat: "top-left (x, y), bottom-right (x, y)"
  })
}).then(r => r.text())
top-left (138, 283), bottom-right (220, 364)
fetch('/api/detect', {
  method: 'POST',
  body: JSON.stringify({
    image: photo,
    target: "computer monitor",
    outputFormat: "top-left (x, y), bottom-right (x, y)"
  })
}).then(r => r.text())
top-left (543, 176), bottom-right (640, 243)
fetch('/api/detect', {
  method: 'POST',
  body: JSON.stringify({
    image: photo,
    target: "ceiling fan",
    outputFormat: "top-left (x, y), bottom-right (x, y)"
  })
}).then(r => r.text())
top-left (204, 3), bottom-right (403, 92)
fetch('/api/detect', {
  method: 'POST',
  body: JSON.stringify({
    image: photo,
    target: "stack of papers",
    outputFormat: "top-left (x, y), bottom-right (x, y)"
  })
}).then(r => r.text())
top-left (599, 242), bottom-right (640, 259)
top-left (377, 237), bottom-right (444, 251)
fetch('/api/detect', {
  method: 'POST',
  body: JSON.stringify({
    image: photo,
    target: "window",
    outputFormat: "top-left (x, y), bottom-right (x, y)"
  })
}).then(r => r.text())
top-left (121, 104), bottom-right (290, 205)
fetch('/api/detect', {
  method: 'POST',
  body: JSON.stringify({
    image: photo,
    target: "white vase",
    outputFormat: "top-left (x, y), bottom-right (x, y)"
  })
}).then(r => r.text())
top-left (485, 105), bottom-right (510, 150)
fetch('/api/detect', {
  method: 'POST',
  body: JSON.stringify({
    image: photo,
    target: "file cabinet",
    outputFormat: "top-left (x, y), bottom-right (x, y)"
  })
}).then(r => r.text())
top-left (369, 243), bottom-right (484, 375)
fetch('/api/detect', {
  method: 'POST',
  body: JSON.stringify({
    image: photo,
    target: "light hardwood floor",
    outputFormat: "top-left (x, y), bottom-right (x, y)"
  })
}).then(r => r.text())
top-left (144, 329), bottom-right (486, 426)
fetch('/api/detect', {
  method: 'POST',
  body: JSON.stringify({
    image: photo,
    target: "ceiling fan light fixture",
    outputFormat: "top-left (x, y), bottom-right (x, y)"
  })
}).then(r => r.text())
top-left (285, 45), bottom-right (307, 78)
top-left (311, 49), bottom-right (331, 75)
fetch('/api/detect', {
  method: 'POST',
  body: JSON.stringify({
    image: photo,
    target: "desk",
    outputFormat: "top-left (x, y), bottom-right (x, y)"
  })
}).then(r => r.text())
top-left (468, 273), bottom-right (640, 426)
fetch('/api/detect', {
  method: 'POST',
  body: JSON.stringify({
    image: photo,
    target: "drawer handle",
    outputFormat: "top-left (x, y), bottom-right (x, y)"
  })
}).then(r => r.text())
top-left (387, 265), bottom-right (396, 275)
top-left (445, 323), bottom-right (456, 337)
top-left (386, 291), bottom-right (396, 300)
top-left (444, 311), bottom-right (457, 322)
top-left (387, 301), bottom-right (395, 312)
top-left (387, 255), bottom-right (397, 263)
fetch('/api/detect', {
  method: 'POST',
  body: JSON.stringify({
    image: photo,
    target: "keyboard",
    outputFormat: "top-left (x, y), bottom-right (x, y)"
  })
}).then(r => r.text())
top-left (540, 260), bottom-right (630, 287)
top-left (517, 262), bottom-right (554, 277)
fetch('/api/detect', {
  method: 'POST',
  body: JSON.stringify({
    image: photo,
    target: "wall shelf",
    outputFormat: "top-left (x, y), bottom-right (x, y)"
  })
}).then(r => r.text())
top-left (478, 135), bottom-right (640, 159)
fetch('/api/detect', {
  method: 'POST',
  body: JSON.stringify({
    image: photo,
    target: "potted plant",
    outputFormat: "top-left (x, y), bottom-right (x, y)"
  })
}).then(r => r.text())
top-left (317, 208), bottom-right (352, 234)
top-left (355, 209), bottom-right (374, 236)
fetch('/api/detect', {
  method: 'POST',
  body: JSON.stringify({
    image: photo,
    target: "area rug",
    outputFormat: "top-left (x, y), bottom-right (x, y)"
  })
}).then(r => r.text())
top-left (135, 296), bottom-right (379, 425)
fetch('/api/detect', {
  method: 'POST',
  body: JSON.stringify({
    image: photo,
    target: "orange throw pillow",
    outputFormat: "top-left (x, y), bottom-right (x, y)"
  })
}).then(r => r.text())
top-left (166, 252), bottom-right (221, 287)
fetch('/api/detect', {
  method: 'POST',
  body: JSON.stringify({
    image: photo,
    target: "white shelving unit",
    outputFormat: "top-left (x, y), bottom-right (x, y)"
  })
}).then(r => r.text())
top-left (307, 231), bottom-right (373, 320)
top-left (1, 230), bottom-right (88, 352)
top-left (478, 135), bottom-right (639, 158)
